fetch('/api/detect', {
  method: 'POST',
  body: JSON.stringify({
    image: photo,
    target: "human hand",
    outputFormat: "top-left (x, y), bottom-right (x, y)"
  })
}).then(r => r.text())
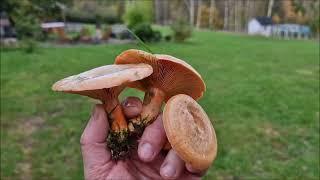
top-left (81, 97), bottom-right (209, 180)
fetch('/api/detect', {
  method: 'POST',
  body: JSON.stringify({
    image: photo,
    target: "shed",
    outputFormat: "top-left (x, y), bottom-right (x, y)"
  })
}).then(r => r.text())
top-left (41, 22), bottom-right (69, 41)
top-left (248, 17), bottom-right (273, 37)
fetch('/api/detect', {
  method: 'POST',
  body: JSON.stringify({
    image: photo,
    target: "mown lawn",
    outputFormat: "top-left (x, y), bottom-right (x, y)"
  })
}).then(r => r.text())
top-left (1, 30), bottom-right (319, 179)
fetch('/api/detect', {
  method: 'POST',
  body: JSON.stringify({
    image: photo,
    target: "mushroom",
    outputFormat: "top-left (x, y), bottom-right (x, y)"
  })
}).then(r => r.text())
top-left (52, 64), bottom-right (153, 159)
top-left (115, 49), bottom-right (205, 135)
top-left (163, 94), bottom-right (217, 171)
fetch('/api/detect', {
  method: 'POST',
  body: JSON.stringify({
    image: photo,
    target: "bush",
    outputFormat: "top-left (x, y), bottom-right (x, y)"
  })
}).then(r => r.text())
top-left (164, 35), bottom-right (172, 42)
top-left (133, 23), bottom-right (162, 42)
top-left (171, 20), bottom-right (192, 42)
top-left (65, 12), bottom-right (120, 24)
top-left (124, 10), bottom-right (145, 29)
top-left (79, 26), bottom-right (92, 42)
top-left (65, 0), bottom-right (122, 24)
top-left (122, 1), bottom-right (153, 29)
top-left (20, 38), bottom-right (37, 53)
top-left (12, 14), bottom-right (43, 40)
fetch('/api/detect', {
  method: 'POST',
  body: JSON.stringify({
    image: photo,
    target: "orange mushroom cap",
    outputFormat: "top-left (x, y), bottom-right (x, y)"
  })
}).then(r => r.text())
top-left (163, 94), bottom-right (217, 170)
top-left (115, 49), bottom-right (206, 102)
top-left (52, 64), bottom-right (153, 99)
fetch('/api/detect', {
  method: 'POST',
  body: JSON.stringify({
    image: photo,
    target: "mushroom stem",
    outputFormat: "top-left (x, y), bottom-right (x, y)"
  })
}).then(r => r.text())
top-left (129, 88), bottom-right (165, 134)
top-left (102, 88), bottom-right (131, 159)
top-left (107, 104), bottom-right (127, 133)
top-left (102, 87), bottom-right (128, 134)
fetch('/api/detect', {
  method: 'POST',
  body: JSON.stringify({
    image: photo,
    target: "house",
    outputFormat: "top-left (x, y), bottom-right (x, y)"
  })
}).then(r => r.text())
top-left (41, 22), bottom-right (69, 42)
top-left (271, 24), bottom-right (311, 39)
top-left (0, 11), bottom-right (17, 46)
top-left (0, 11), bottom-right (17, 38)
top-left (248, 17), bottom-right (273, 37)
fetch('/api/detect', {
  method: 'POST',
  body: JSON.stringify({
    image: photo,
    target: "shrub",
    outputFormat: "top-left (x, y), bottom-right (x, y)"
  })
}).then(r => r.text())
top-left (102, 26), bottom-right (112, 40)
top-left (79, 26), bottom-right (92, 42)
top-left (124, 10), bottom-right (145, 29)
top-left (12, 14), bottom-right (43, 40)
top-left (65, 1), bottom-right (121, 24)
top-left (133, 23), bottom-right (162, 42)
top-left (171, 20), bottom-right (192, 42)
top-left (20, 38), bottom-right (37, 53)
top-left (122, 1), bottom-right (153, 29)
top-left (152, 30), bottom-right (162, 42)
top-left (65, 11), bottom-right (120, 24)
top-left (80, 27), bottom-right (91, 37)
top-left (164, 35), bottom-right (172, 42)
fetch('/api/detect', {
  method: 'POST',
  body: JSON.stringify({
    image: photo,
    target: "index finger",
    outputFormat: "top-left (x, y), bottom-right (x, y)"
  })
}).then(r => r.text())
top-left (138, 114), bottom-right (167, 162)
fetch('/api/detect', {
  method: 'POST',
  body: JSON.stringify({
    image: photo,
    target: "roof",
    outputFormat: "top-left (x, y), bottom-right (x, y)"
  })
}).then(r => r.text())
top-left (255, 17), bottom-right (273, 26)
top-left (0, 19), bottom-right (10, 26)
top-left (41, 22), bottom-right (65, 29)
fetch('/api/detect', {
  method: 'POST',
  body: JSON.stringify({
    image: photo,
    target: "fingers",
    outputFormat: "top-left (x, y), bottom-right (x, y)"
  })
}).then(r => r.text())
top-left (160, 150), bottom-right (185, 180)
top-left (159, 150), bottom-right (207, 179)
top-left (138, 114), bottom-right (167, 162)
top-left (81, 105), bottom-right (112, 168)
top-left (121, 97), bottom-right (143, 119)
top-left (80, 104), bottom-right (109, 144)
top-left (185, 164), bottom-right (208, 177)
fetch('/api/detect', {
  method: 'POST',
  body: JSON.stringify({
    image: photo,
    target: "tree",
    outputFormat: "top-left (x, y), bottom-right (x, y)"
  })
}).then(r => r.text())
top-left (267, 0), bottom-right (274, 17)
top-left (154, 0), bottom-right (162, 24)
top-left (196, 0), bottom-right (202, 29)
top-left (282, 0), bottom-right (296, 23)
top-left (224, 0), bottom-right (229, 30)
top-left (189, 0), bottom-right (194, 26)
top-left (228, 0), bottom-right (235, 31)
top-left (245, 0), bottom-right (251, 31)
top-left (1, 0), bottom-right (71, 39)
top-left (209, 0), bottom-right (215, 29)
top-left (272, 14), bottom-right (281, 24)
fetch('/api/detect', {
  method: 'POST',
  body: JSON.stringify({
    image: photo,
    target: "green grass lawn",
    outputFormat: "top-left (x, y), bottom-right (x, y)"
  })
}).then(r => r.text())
top-left (1, 30), bottom-right (319, 179)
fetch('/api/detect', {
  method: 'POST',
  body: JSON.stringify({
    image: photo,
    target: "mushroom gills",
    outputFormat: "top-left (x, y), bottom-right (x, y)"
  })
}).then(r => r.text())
top-left (115, 50), bottom-right (205, 138)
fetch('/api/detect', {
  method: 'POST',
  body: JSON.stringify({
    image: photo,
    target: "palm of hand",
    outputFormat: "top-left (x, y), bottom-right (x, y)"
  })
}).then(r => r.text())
top-left (81, 101), bottom-right (205, 180)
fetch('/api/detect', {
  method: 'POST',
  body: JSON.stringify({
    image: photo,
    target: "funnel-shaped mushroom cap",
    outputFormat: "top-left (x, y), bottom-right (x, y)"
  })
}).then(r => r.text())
top-left (52, 64), bottom-right (153, 99)
top-left (115, 49), bottom-right (205, 101)
top-left (163, 94), bottom-right (217, 170)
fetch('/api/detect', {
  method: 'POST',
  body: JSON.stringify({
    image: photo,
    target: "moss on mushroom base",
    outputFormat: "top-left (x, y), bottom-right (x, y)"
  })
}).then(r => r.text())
top-left (104, 99), bottom-right (131, 160)
top-left (107, 131), bottom-right (131, 160)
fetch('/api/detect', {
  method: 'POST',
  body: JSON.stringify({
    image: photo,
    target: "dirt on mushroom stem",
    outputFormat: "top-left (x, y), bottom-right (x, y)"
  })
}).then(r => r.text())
top-left (128, 87), bottom-right (165, 136)
top-left (100, 88), bottom-right (132, 160)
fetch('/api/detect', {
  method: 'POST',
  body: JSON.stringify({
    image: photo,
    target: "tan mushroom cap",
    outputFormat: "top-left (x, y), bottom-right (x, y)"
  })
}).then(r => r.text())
top-left (52, 64), bottom-right (153, 99)
top-left (163, 94), bottom-right (217, 170)
top-left (115, 49), bottom-right (205, 102)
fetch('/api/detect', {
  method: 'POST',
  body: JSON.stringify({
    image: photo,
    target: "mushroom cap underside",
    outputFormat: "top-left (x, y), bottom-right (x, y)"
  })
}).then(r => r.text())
top-left (115, 49), bottom-right (205, 101)
top-left (52, 63), bottom-right (153, 92)
top-left (163, 94), bottom-right (217, 171)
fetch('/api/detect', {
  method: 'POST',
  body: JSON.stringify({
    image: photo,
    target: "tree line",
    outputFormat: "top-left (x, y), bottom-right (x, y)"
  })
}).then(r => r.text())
top-left (153, 0), bottom-right (320, 34)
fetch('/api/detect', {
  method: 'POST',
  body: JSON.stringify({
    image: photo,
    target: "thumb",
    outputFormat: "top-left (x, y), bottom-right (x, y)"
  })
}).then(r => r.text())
top-left (81, 104), bottom-right (109, 144)
top-left (81, 104), bottom-right (112, 172)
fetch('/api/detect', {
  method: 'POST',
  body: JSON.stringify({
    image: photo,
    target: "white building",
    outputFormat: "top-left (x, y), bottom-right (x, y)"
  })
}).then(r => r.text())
top-left (271, 24), bottom-right (311, 39)
top-left (248, 17), bottom-right (273, 37)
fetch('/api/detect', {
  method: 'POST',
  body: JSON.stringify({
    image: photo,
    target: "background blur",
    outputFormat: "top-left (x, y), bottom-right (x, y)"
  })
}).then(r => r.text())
top-left (1, 0), bottom-right (319, 179)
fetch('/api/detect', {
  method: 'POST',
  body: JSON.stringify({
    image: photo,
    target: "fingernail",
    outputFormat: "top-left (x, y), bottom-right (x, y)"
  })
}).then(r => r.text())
top-left (139, 142), bottom-right (154, 160)
top-left (124, 101), bottom-right (135, 107)
top-left (161, 163), bottom-right (176, 178)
